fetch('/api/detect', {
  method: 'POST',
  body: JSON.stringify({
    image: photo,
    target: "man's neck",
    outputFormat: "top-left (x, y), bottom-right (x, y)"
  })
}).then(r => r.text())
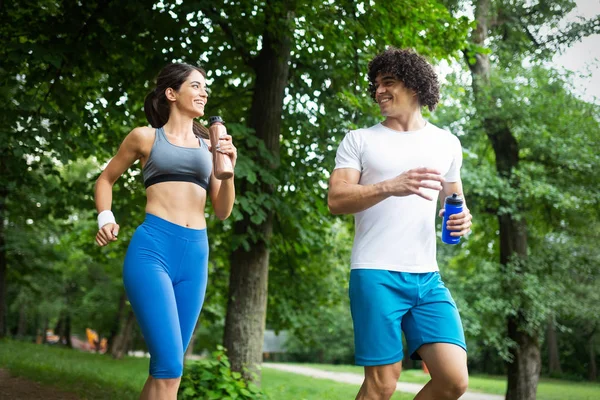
top-left (382, 112), bottom-right (426, 132)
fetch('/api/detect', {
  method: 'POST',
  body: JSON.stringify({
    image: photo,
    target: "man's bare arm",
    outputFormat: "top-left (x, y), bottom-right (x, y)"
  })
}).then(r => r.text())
top-left (328, 168), bottom-right (390, 215)
top-left (328, 167), bottom-right (445, 215)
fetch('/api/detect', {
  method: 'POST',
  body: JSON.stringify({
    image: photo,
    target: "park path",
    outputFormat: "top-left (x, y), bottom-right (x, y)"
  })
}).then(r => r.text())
top-left (263, 363), bottom-right (504, 400)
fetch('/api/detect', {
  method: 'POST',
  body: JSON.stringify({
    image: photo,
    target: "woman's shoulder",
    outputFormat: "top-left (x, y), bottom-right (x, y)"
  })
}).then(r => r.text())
top-left (129, 126), bottom-right (156, 139)
top-left (125, 126), bottom-right (156, 145)
top-left (120, 126), bottom-right (157, 154)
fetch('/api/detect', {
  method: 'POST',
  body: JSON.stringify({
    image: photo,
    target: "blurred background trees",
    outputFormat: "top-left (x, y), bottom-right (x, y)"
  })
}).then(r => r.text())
top-left (1, 0), bottom-right (598, 397)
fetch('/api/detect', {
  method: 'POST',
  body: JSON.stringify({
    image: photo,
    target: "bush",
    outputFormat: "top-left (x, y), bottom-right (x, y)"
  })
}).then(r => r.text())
top-left (178, 346), bottom-right (268, 400)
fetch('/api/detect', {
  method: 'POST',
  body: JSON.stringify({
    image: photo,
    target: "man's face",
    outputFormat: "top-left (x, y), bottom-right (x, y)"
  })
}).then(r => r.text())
top-left (374, 74), bottom-right (418, 117)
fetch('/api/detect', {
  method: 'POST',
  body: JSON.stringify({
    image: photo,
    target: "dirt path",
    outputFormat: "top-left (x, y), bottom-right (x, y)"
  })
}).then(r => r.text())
top-left (0, 369), bottom-right (80, 400)
top-left (263, 363), bottom-right (505, 400)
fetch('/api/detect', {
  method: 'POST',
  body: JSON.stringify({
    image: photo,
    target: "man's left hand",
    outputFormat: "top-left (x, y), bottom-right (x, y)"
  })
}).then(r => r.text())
top-left (439, 208), bottom-right (472, 237)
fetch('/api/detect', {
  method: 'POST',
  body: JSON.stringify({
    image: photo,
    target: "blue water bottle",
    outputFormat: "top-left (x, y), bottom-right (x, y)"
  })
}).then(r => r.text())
top-left (442, 193), bottom-right (464, 245)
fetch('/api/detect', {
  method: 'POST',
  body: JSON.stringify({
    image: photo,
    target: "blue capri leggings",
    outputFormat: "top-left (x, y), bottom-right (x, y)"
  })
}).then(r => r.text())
top-left (123, 213), bottom-right (208, 379)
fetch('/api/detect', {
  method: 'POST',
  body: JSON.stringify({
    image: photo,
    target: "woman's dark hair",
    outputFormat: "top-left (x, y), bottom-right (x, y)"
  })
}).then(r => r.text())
top-left (367, 47), bottom-right (440, 111)
top-left (144, 63), bottom-right (209, 138)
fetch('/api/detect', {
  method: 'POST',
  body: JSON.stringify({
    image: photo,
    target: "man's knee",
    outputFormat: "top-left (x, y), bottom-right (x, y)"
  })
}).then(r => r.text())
top-left (449, 375), bottom-right (468, 398)
top-left (376, 381), bottom-right (398, 399)
top-left (435, 374), bottom-right (468, 399)
top-left (364, 376), bottom-right (397, 399)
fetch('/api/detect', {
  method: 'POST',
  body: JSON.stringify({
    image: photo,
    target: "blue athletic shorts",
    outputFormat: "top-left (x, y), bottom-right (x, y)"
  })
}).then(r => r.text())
top-left (349, 269), bottom-right (466, 366)
top-left (123, 213), bottom-right (209, 378)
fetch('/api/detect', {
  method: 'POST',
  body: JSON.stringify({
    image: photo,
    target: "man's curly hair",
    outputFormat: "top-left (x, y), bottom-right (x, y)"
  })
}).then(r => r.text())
top-left (368, 47), bottom-right (440, 111)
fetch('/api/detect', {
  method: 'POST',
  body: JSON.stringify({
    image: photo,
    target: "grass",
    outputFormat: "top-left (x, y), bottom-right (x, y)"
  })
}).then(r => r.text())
top-left (0, 340), bottom-right (411, 400)
top-left (2, 340), bottom-right (599, 400)
top-left (285, 362), bottom-right (600, 400)
top-left (262, 369), bottom-right (412, 400)
top-left (0, 340), bottom-right (145, 400)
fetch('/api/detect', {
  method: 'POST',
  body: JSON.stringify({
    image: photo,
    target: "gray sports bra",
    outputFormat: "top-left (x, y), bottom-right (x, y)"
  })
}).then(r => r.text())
top-left (142, 127), bottom-right (212, 190)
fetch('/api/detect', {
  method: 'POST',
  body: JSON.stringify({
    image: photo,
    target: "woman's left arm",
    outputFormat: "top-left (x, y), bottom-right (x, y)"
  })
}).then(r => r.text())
top-left (209, 134), bottom-right (237, 220)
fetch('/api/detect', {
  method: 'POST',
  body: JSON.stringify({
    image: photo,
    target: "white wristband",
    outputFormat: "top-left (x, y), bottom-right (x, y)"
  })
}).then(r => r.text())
top-left (97, 210), bottom-right (116, 230)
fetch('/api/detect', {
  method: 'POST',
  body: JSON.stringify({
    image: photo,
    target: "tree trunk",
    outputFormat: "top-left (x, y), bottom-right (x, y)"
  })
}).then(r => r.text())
top-left (469, 0), bottom-right (540, 398)
top-left (590, 333), bottom-right (598, 381)
top-left (108, 291), bottom-right (127, 355)
top-left (225, 218), bottom-right (272, 380)
top-left (547, 315), bottom-right (562, 375)
top-left (54, 313), bottom-right (64, 339)
top-left (497, 205), bottom-right (538, 400)
top-left (111, 309), bottom-right (135, 359)
top-left (41, 318), bottom-right (49, 344)
top-left (53, 310), bottom-right (73, 347)
top-left (0, 185), bottom-right (7, 338)
top-left (64, 313), bottom-right (72, 348)
top-left (16, 305), bottom-right (27, 338)
top-left (506, 316), bottom-right (541, 400)
top-left (223, 1), bottom-right (294, 382)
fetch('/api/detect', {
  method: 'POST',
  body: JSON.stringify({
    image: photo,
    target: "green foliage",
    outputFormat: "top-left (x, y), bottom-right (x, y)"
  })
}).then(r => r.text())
top-left (4, 0), bottom-right (598, 385)
top-left (431, 0), bottom-right (600, 379)
top-left (0, 0), bottom-right (192, 339)
top-left (282, 301), bottom-right (355, 365)
top-left (179, 346), bottom-right (267, 400)
top-left (1, 0), bottom-right (472, 344)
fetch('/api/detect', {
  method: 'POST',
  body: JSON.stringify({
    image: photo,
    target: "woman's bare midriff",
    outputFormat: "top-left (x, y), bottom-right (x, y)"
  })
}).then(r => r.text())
top-left (144, 182), bottom-right (208, 229)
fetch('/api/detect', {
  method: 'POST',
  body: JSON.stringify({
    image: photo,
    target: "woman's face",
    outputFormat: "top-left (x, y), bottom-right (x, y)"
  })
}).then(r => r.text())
top-left (171, 69), bottom-right (209, 118)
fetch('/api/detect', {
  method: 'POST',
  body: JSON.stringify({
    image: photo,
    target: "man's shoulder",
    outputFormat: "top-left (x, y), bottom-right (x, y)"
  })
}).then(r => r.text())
top-left (424, 121), bottom-right (447, 134)
top-left (425, 123), bottom-right (460, 143)
top-left (346, 123), bottom-right (383, 138)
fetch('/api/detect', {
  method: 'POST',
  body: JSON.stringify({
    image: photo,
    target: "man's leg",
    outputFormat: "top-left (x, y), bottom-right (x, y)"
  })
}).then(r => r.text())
top-left (401, 272), bottom-right (468, 400)
top-left (414, 343), bottom-right (468, 400)
top-left (350, 270), bottom-right (413, 400)
top-left (356, 362), bottom-right (402, 400)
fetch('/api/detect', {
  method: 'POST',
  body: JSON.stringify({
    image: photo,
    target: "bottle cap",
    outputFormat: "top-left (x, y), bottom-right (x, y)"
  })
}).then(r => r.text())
top-left (445, 193), bottom-right (463, 205)
top-left (209, 116), bottom-right (224, 125)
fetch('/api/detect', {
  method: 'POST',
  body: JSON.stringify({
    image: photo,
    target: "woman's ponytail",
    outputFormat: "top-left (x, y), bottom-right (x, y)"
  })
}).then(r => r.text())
top-left (193, 121), bottom-right (209, 139)
top-left (144, 88), bottom-right (169, 128)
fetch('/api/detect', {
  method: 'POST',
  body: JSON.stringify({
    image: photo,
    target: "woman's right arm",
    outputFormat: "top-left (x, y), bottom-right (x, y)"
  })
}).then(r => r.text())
top-left (94, 127), bottom-right (147, 246)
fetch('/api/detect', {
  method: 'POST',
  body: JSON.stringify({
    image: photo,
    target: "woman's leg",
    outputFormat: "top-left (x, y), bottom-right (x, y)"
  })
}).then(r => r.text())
top-left (139, 376), bottom-right (181, 400)
top-left (123, 227), bottom-right (186, 400)
top-left (173, 237), bottom-right (209, 353)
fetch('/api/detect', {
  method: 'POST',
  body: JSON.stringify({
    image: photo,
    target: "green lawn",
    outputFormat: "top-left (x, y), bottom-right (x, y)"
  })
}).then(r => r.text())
top-left (1, 340), bottom-right (599, 400)
top-left (262, 368), bottom-right (411, 400)
top-left (286, 362), bottom-right (600, 400)
top-left (0, 340), bottom-right (409, 400)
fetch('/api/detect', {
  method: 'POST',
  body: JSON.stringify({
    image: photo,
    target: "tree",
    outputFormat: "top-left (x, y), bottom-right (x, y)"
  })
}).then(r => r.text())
top-left (178, 0), bottom-right (471, 379)
top-left (2, 0), bottom-right (471, 383)
top-left (459, 0), bottom-right (600, 396)
top-left (0, 0), bottom-right (190, 337)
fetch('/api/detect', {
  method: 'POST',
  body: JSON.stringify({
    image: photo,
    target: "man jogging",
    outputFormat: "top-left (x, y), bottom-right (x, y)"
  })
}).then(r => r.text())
top-left (328, 47), bottom-right (472, 400)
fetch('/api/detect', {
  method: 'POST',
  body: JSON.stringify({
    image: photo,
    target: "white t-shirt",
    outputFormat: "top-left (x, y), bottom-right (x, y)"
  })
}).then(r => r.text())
top-left (334, 122), bottom-right (463, 273)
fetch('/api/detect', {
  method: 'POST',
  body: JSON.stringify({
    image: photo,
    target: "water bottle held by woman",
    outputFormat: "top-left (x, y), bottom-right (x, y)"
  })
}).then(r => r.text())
top-left (441, 193), bottom-right (463, 245)
top-left (208, 116), bottom-right (234, 180)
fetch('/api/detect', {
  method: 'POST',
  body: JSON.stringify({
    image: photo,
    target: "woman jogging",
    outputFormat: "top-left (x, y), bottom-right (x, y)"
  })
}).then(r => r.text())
top-left (94, 63), bottom-right (236, 399)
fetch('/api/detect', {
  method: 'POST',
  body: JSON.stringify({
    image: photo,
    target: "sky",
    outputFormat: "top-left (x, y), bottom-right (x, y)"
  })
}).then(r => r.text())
top-left (552, 0), bottom-right (600, 103)
top-left (437, 0), bottom-right (600, 103)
